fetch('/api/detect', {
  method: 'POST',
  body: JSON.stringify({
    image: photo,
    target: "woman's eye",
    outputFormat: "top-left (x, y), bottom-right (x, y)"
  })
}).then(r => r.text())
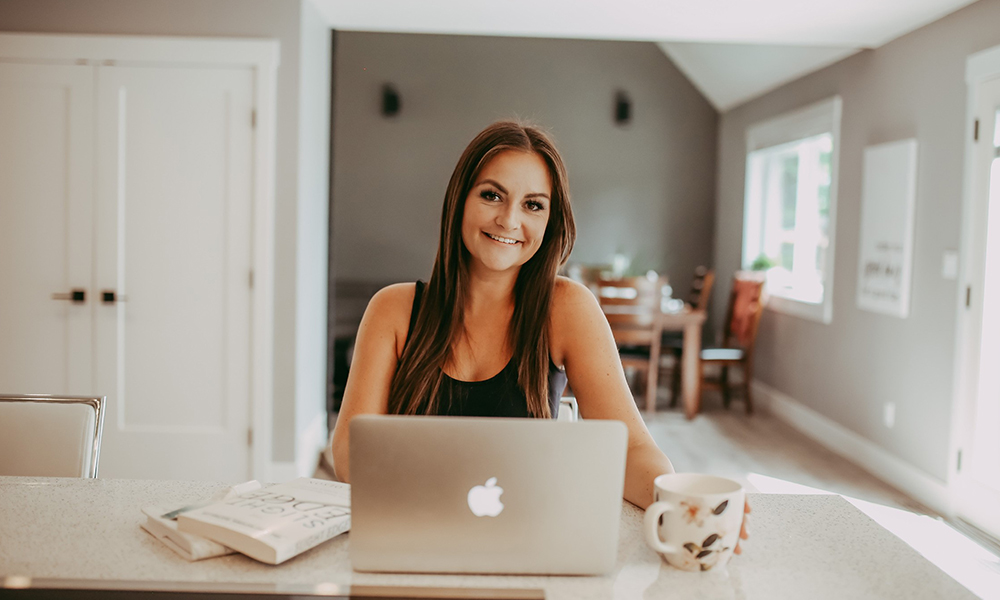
top-left (526, 200), bottom-right (546, 212)
top-left (480, 190), bottom-right (502, 202)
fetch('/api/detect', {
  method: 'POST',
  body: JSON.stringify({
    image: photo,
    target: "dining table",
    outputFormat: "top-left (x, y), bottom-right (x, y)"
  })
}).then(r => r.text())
top-left (587, 272), bottom-right (708, 419)
top-left (0, 476), bottom-right (978, 599)
top-left (658, 306), bottom-right (707, 419)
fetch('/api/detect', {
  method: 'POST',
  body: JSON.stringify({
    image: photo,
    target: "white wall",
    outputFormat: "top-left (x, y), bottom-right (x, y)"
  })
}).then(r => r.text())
top-left (714, 0), bottom-right (1000, 485)
top-left (0, 0), bottom-right (331, 469)
top-left (293, 0), bottom-right (332, 475)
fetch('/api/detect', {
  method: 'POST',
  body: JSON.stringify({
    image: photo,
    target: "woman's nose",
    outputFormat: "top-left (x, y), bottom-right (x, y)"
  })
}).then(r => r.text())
top-left (495, 202), bottom-right (519, 230)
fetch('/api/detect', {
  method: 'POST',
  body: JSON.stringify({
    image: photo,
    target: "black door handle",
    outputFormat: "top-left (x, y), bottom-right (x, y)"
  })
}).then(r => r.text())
top-left (52, 289), bottom-right (86, 303)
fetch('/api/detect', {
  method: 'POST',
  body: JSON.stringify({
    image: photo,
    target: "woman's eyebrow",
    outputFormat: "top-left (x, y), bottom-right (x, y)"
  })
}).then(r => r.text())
top-left (476, 178), bottom-right (550, 200)
top-left (477, 179), bottom-right (508, 195)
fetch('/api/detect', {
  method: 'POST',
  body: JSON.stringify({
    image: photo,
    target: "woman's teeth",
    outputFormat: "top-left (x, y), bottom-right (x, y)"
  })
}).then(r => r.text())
top-left (485, 232), bottom-right (519, 245)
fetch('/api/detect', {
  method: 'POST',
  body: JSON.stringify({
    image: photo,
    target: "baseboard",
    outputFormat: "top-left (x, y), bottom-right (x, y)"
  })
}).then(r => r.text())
top-left (752, 380), bottom-right (952, 516)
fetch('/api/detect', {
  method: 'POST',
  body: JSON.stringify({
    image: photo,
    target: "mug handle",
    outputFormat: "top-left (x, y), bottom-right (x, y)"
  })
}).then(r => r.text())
top-left (644, 501), bottom-right (678, 555)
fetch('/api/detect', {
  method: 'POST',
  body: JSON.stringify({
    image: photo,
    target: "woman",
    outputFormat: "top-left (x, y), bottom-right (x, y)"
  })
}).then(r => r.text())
top-left (331, 122), bottom-right (748, 540)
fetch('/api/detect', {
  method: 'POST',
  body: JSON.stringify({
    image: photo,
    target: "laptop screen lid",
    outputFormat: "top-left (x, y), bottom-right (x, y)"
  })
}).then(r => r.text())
top-left (349, 415), bottom-right (628, 575)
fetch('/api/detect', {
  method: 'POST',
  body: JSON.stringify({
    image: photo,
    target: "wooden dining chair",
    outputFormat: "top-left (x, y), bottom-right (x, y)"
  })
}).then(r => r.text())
top-left (596, 275), bottom-right (666, 413)
top-left (672, 276), bottom-right (765, 414)
top-left (687, 266), bottom-right (715, 311)
top-left (665, 266), bottom-right (714, 406)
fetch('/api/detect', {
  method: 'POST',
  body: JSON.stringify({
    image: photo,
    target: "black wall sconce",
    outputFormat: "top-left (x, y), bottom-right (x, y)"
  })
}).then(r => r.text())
top-left (382, 84), bottom-right (401, 117)
top-left (614, 90), bottom-right (631, 126)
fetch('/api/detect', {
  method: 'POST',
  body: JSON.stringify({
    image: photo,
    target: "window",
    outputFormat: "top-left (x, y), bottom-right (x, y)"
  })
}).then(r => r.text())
top-left (743, 97), bottom-right (842, 323)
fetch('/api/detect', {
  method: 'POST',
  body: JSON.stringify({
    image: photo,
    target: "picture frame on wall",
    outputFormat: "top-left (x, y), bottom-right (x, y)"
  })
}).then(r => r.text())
top-left (856, 138), bottom-right (918, 318)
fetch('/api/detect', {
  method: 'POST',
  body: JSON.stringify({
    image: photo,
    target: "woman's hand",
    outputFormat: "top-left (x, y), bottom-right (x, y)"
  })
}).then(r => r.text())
top-left (734, 499), bottom-right (751, 554)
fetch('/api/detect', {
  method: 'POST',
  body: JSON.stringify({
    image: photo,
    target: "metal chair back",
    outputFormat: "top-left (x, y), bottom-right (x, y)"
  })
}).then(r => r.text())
top-left (0, 394), bottom-right (106, 478)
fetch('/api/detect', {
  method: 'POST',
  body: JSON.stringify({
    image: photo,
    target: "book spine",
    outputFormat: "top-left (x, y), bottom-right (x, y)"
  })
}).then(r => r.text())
top-left (275, 517), bottom-right (351, 564)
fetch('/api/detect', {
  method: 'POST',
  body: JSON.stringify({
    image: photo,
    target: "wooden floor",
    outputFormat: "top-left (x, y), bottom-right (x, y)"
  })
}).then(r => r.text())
top-left (642, 400), bottom-right (932, 514)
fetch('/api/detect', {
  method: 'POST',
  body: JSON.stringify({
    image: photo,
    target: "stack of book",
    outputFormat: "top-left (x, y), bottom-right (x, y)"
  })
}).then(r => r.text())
top-left (141, 477), bottom-right (351, 565)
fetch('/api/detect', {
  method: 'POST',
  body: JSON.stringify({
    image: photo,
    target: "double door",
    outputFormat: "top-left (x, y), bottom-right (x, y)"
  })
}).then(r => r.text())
top-left (0, 57), bottom-right (255, 480)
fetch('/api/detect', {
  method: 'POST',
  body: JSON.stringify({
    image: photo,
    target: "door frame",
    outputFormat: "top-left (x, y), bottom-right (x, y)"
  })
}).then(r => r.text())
top-left (949, 43), bottom-right (1000, 536)
top-left (0, 33), bottom-right (280, 481)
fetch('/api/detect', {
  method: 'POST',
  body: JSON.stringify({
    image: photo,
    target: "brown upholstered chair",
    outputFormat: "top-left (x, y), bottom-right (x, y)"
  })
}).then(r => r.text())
top-left (672, 276), bottom-right (765, 414)
top-left (596, 275), bottom-right (666, 412)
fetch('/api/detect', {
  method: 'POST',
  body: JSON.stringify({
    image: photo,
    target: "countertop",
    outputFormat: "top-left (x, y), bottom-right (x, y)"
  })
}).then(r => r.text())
top-left (0, 476), bottom-right (977, 599)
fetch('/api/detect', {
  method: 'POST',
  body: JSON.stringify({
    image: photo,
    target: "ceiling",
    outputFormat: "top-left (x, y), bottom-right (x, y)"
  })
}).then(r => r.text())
top-left (311, 0), bottom-right (981, 111)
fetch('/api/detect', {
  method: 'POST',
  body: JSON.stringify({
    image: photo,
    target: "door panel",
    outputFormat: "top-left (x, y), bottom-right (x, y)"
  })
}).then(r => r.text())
top-left (95, 65), bottom-right (254, 480)
top-left (0, 63), bottom-right (93, 395)
top-left (957, 75), bottom-right (1000, 539)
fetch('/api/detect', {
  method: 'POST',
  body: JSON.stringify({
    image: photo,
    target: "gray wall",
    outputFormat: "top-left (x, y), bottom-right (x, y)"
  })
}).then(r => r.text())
top-left (332, 32), bottom-right (718, 290)
top-left (714, 0), bottom-right (1000, 482)
top-left (0, 0), bottom-right (330, 465)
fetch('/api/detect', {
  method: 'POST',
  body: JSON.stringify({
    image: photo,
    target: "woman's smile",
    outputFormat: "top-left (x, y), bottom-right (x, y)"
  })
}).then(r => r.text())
top-left (483, 232), bottom-right (521, 245)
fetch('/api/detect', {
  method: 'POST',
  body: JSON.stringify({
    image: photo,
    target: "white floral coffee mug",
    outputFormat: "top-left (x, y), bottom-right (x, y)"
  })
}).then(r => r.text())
top-left (643, 473), bottom-right (745, 572)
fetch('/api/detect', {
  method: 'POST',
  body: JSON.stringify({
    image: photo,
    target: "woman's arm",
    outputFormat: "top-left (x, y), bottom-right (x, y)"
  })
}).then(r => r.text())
top-left (329, 283), bottom-right (414, 483)
top-left (550, 277), bottom-right (675, 509)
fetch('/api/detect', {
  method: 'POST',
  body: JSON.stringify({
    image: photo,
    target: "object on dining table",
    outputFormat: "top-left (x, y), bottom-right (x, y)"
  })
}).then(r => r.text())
top-left (176, 477), bottom-right (351, 565)
top-left (643, 473), bottom-right (745, 572)
top-left (140, 480), bottom-right (262, 561)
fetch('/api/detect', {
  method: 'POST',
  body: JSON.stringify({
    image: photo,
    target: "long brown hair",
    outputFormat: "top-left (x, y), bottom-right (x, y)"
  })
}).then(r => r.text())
top-left (387, 121), bottom-right (576, 418)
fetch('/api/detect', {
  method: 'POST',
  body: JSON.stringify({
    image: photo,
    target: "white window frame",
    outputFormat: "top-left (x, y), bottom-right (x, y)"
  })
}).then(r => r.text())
top-left (743, 96), bottom-right (843, 324)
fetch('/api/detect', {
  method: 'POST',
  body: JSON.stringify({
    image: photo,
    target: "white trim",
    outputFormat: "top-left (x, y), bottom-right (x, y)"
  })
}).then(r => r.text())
top-left (745, 96), bottom-right (842, 152)
top-left (0, 33), bottom-right (279, 68)
top-left (0, 33), bottom-right (280, 484)
top-left (753, 380), bottom-right (953, 516)
top-left (743, 96), bottom-right (842, 325)
top-left (250, 40), bottom-right (280, 484)
top-left (966, 43), bottom-right (1000, 84)
top-left (950, 44), bottom-right (1000, 539)
top-left (949, 61), bottom-right (984, 500)
top-left (764, 295), bottom-right (832, 323)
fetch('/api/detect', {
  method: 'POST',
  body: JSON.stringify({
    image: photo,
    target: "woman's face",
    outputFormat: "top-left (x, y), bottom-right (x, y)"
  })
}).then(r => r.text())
top-left (461, 150), bottom-right (553, 276)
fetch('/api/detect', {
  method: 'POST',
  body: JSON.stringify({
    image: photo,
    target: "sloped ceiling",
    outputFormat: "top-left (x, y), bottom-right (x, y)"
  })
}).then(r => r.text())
top-left (656, 43), bottom-right (862, 111)
top-left (311, 0), bottom-right (981, 111)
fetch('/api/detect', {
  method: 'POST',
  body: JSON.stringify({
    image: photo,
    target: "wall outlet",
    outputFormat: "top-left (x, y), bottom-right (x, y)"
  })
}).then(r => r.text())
top-left (883, 402), bottom-right (896, 429)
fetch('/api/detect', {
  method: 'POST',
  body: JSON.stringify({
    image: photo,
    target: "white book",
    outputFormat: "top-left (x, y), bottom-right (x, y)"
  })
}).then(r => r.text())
top-left (140, 480), bottom-right (263, 561)
top-left (176, 477), bottom-right (351, 565)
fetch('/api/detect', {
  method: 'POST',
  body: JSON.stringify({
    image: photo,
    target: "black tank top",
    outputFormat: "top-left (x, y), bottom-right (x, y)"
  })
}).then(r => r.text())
top-left (405, 281), bottom-right (566, 418)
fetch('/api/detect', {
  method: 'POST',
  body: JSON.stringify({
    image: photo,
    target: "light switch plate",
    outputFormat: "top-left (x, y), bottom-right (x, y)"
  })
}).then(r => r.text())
top-left (943, 249), bottom-right (959, 280)
top-left (883, 402), bottom-right (896, 429)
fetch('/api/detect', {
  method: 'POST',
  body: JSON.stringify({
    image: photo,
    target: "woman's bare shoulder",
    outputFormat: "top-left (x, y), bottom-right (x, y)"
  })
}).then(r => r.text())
top-left (552, 276), bottom-right (599, 312)
top-left (356, 283), bottom-right (419, 357)
top-left (550, 276), bottom-right (604, 364)
top-left (361, 283), bottom-right (418, 338)
top-left (366, 282), bottom-right (416, 318)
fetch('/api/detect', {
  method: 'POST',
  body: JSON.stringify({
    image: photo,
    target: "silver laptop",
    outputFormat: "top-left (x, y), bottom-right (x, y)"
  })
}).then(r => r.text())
top-left (349, 415), bottom-right (628, 575)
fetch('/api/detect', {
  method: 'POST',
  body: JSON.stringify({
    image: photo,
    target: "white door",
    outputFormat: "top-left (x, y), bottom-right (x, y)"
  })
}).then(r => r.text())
top-left (0, 63), bottom-right (94, 395)
top-left (94, 64), bottom-right (255, 481)
top-left (956, 75), bottom-right (1000, 539)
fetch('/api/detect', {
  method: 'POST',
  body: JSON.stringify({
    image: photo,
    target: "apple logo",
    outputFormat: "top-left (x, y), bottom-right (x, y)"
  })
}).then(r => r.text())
top-left (467, 477), bottom-right (504, 517)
